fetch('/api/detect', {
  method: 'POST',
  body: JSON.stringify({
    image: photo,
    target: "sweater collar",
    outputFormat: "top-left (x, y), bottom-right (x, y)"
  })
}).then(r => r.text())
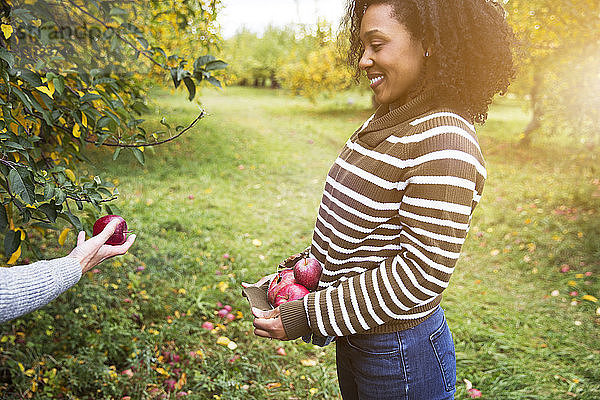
top-left (364, 90), bottom-right (437, 134)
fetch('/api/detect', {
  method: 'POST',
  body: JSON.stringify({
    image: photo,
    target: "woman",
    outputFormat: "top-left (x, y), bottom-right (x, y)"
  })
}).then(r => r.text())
top-left (248, 0), bottom-right (514, 398)
top-left (1, 219), bottom-right (136, 323)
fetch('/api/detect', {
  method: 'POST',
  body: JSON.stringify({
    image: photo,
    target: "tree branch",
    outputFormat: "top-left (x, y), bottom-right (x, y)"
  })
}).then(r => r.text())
top-left (83, 110), bottom-right (206, 147)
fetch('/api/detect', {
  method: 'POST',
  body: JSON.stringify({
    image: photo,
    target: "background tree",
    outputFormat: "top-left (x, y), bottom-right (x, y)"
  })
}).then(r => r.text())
top-left (278, 22), bottom-right (356, 102)
top-left (222, 21), bottom-right (360, 100)
top-left (223, 26), bottom-right (296, 88)
top-left (0, 0), bottom-right (227, 263)
top-left (505, 0), bottom-right (600, 145)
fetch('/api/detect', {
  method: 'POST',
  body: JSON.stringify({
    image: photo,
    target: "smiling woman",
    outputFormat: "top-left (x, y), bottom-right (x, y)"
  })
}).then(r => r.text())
top-left (247, 1), bottom-right (515, 399)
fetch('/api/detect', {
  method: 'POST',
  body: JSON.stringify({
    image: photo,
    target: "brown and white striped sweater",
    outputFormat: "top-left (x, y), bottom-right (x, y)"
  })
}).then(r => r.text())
top-left (280, 91), bottom-right (486, 339)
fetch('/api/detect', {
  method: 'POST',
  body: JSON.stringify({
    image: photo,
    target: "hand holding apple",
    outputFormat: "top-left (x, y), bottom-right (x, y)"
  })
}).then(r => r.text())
top-left (69, 218), bottom-right (136, 273)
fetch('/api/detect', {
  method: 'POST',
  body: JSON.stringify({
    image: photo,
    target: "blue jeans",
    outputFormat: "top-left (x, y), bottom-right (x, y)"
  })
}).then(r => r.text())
top-left (336, 306), bottom-right (456, 400)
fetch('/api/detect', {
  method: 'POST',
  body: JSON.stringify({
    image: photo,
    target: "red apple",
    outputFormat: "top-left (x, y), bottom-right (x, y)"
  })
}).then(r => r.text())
top-left (273, 283), bottom-right (310, 307)
top-left (93, 215), bottom-right (129, 245)
top-left (293, 257), bottom-right (322, 291)
top-left (267, 269), bottom-right (295, 306)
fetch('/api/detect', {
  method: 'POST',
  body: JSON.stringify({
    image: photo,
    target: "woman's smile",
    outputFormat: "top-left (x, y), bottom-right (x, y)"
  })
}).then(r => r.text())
top-left (368, 74), bottom-right (385, 89)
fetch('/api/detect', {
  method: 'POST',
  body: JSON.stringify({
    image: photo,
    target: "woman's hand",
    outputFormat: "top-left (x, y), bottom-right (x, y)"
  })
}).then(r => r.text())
top-left (68, 219), bottom-right (136, 273)
top-left (251, 307), bottom-right (289, 340)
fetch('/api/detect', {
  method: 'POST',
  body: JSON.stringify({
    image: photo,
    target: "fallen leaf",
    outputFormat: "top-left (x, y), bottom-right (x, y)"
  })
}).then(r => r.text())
top-left (582, 295), bottom-right (598, 303)
top-left (300, 359), bottom-right (317, 367)
top-left (266, 382), bottom-right (281, 389)
top-left (216, 336), bottom-right (230, 346)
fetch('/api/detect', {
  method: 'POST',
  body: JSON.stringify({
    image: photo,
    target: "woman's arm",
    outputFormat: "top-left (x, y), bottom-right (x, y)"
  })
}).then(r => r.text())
top-left (0, 257), bottom-right (82, 323)
top-left (0, 219), bottom-right (135, 324)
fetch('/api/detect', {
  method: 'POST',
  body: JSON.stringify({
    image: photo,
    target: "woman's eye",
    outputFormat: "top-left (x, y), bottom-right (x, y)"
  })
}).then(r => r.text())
top-left (371, 43), bottom-right (383, 51)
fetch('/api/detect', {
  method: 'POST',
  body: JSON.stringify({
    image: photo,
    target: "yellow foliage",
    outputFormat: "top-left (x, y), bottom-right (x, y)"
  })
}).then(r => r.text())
top-left (58, 228), bottom-right (70, 246)
top-left (280, 44), bottom-right (354, 102)
top-left (35, 84), bottom-right (54, 99)
top-left (7, 229), bottom-right (25, 265)
top-left (1, 24), bottom-right (12, 39)
top-left (65, 169), bottom-right (76, 182)
top-left (72, 123), bottom-right (80, 138)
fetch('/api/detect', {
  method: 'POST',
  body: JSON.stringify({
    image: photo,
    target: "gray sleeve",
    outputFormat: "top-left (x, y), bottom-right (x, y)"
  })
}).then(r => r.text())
top-left (0, 257), bottom-right (82, 324)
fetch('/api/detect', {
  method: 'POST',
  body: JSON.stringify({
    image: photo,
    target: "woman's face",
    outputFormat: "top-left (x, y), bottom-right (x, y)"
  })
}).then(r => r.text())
top-left (359, 3), bottom-right (426, 106)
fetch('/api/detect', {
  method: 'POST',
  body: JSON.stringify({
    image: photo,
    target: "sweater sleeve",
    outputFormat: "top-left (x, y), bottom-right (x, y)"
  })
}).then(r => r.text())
top-left (281, 130), bottom-right (485, 339)
top-left (0, 257), bottom-right (82, 324)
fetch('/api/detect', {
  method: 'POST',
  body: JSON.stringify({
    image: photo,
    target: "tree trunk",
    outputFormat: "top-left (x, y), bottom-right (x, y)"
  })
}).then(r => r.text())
top-left (520, 71), bottom-right (543, 147)
top-left (270, 71), bottom-right (280, 89)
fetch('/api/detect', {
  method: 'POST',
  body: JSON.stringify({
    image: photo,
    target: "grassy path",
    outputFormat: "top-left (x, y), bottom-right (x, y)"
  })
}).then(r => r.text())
top-left (1, 87), bottom-right (598, 399)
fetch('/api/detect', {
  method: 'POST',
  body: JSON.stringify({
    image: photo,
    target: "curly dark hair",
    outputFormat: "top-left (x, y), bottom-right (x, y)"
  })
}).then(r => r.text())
top-left (343, 0), bottom-right (516, 123)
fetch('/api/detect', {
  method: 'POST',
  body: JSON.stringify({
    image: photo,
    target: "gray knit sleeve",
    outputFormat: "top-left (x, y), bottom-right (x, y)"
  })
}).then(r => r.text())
top-left (0, 257), bottom-right (82, 324)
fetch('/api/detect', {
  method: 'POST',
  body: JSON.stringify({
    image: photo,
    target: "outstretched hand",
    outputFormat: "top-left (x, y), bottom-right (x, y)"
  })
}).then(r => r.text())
top-left (68, 219), bottom-right (136, 273)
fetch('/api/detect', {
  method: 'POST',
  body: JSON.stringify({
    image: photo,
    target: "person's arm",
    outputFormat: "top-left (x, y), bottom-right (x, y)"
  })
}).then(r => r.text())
top-left (256, 129), bottom-right (485, 339)
top-left (0, 219), bottom-right (135, 324)
top-left (0, 257), bottom-right (82, 324)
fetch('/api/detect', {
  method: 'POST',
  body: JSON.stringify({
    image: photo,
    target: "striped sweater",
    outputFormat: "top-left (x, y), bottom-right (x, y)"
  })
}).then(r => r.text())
top-left (280, 91), bottom-right (485, 339)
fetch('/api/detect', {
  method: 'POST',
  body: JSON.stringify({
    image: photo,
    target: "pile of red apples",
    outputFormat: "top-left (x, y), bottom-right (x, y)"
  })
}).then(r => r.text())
top-left (267, 257), bottom-right (322, 307)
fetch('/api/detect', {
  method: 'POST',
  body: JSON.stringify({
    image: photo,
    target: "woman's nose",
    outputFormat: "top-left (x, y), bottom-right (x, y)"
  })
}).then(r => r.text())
top-left (358, 50), bottom-right (373, 70)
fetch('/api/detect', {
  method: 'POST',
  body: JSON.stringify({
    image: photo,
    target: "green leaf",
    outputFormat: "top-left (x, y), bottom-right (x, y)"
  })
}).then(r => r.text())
top-left (206, 76), bottom-right (222, 88)
top-left (183, 77), bottom-right (196, 101)
top-left (4, 229), bottom-right (21, 258)
top-left (0, 48), bottom-right (15, 69)
top-left (159, 117), bottom-right (171, 129)
top-left (43, 182), bottom-right (55, 200)
top-left (137, 36), bottom-right (149, 49)
top-left (11, 87), bottom-right (34, 112)
top-left (38, 203), bottom-right (58, 222)
top-left (151, 46), bottom-right (167, 60)
top-left (193, 55), bottom-right (215, 70)
top-left (62, 210), bottom-right (83, 231)
top-left (112, 147), bottom-right (122, 161)
top-left (16, 69), bottom-right (42, 86)
top-left (205, 60), bottom-right (228, 71)
top-left (170, 67), bottom-right (181, 88)
top-left (0, 205), bottom-right (7, 231)
top-left (54, 188), bottom-right (66, 205)
top-left (109, 7), bottom-right (128, 16)
top-left (80, 93), bottom-right (102, 103)
top-left (97, 116), bottom-right (112, 128)
top-left (53, 77), bottom-right (65, 95)
top-left (132, 147), bottom-right (145, 165)
top-left (8, 168), bottom-right (32, 204)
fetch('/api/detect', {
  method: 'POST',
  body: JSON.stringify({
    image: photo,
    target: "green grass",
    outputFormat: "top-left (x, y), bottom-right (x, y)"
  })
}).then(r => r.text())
top-left (1, 87), bottom-right (598, 399)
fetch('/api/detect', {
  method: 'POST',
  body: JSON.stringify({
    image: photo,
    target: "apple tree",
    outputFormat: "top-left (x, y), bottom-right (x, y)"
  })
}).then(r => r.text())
top-left (0, 0), bottom-right (227, 263)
